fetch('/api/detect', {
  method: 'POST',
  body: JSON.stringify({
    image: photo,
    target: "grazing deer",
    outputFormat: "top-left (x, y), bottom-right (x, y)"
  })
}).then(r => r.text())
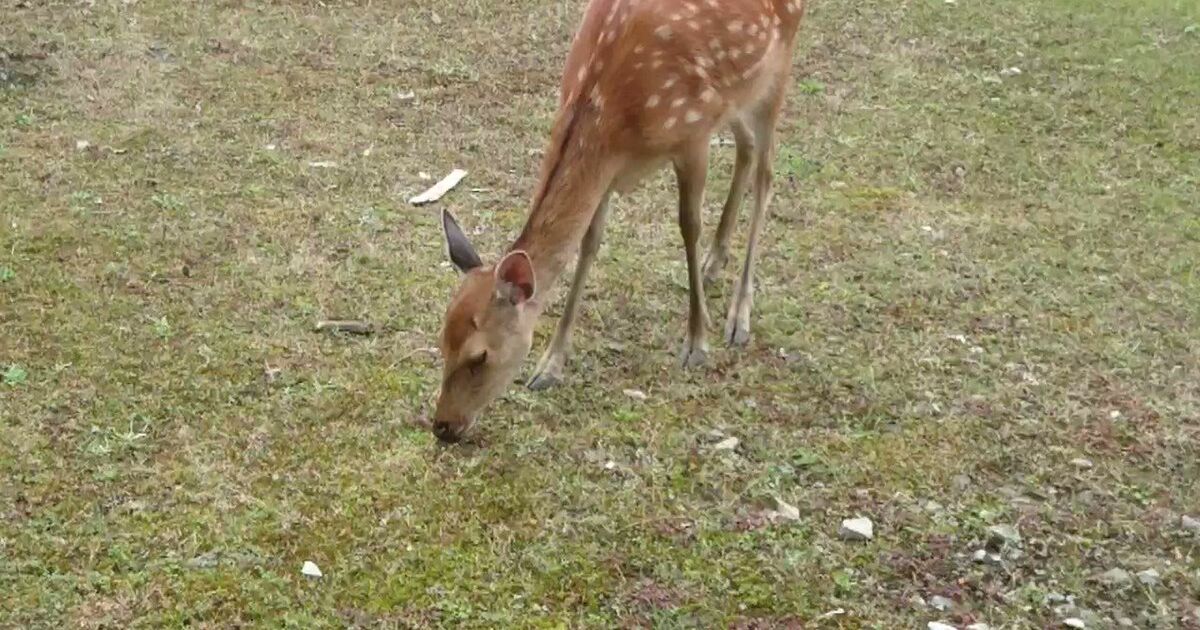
top-left (433, 0), bottom-right (805, 442)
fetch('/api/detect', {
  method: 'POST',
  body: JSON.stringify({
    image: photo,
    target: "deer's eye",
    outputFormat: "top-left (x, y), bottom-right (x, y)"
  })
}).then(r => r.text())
top-left (467, 351), bottom-right (488, 375)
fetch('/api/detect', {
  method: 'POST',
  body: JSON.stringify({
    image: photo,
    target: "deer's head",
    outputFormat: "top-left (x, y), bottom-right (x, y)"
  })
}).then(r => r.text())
top-left (432, 210), bottom-right (539, 442)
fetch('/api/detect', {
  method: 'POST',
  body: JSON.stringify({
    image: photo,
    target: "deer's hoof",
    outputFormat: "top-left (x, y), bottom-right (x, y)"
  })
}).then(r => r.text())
top-left (724, 319), bottom-right (751, 347)
top-left (680, 344), bottom-right (709, 369)
top-left (527, 370), bottom-right (563, 391)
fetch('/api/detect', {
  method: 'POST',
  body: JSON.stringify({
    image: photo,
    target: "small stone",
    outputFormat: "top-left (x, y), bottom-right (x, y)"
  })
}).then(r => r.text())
top-left (839, 517), bottom-right (874, 541)
top-left (774, 497), bottom-right (801, 521)
top-left (1070, 458), bottom-right (1094, 469)
top-left (1096, 567), bottom-right (1132, 587)
top-left (986, 524), bottom-right (1021, 549)
top-left (1000, 66), bottom-right (1023, 77)
top-left (1182, 515), bottom-right (1200, 532)
top-left (928, 623), bottom-right (957, 630)
top-left (75, 139), bottom-right (91, 150)
top-left (1063, 619), bottom-right (1085, 629)
top-left (966, 625), bottom-right (991, 630)
top-left (929, 595), bottom-right (954, 611)
top-left (1045, 592), bottom-right (1071, 605)
top-left (1117, 618), bottom-right (1133, 627)
top-left (1136, 568), bottom-right (1160, 585)
top-left (712, 436), bottom-right (739, 451)
top-left (972, 549), bottom-right (988, 562)
top-left (952, 474), bottom-right (972, 491)
top-left (622, 388), bottom-right (648, 401)
top-left (924, 500), bottom-right (944, 513)
top-left (301, 560), bottom-right (323, 578)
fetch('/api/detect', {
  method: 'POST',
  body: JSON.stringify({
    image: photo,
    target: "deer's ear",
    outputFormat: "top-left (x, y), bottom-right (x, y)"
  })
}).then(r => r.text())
top-left (494, 250), bottom-right (536, 305)
top-left (441, 210), bottom-right (482, 273)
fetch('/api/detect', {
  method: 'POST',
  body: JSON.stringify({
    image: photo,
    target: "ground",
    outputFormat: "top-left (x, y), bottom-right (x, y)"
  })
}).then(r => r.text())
top-left (2, 0), bottom-right (1198, 628)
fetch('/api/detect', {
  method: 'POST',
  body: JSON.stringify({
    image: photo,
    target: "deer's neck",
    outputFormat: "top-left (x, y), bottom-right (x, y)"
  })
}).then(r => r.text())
top-left (509, 119), bottom-right (619, 302)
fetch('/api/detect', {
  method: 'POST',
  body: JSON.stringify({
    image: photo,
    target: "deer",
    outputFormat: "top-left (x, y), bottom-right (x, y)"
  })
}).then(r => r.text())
top-left (432, 0), bottom-right (806, 442)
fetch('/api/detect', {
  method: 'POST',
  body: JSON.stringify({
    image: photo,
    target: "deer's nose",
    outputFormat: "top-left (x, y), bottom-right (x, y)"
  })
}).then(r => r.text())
top-left (432, 419), bottom-right (462, 443)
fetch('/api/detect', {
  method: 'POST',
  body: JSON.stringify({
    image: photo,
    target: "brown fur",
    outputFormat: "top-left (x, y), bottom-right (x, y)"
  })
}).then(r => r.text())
top-left (433, 0), bottom-right (806, 442)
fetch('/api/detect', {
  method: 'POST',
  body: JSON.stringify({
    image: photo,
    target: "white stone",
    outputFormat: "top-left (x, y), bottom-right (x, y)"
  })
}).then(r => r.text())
top-left (1182, 514), bottom-right (1200, 532)
top-left (839, 517), bottom-right (874, 541)
top-left (1063, 619), bottom-right (1086, 629)
top-left (712, 436), bottom-right (739, 451)
top-left (623, 388), bottom-right (648, 401)
top-left (301, 560), bottom-right (323, 578)
top-left (1097, 567), bottom-right (1132, 587)
top-left (929, 623), bottom-right (957, 630)
top-left (1070, 458), bottom-right (1094, 469)
top-left (774, 497), bottom-right (800, 521)
top-left (1136, 568), bottom-right (1160, 585)
top-left (930, 595), bottom-right (954, 611)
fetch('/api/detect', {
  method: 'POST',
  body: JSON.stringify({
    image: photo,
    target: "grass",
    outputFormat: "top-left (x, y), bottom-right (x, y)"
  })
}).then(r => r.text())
top-left (2, 0), bottom-right (1199, 627)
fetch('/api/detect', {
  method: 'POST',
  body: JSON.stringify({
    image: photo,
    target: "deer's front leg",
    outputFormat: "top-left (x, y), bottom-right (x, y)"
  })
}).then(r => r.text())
top-left (528, 196), bottom-right (612, 391)
top-left (674, 143), bottom-right (712, 368)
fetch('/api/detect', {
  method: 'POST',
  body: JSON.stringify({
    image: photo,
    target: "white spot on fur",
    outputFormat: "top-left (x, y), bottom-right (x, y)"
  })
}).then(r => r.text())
top-left (700, 87), bottom-right (716, 102)
top-left (728, 20), bottom-right (742, 33)
top-left (671, 96), bottom-right (686, 108)
top-left (685, 110), bottom-right (702, 123)
top-left (656, 24), bottom-right (672, 39)
top-left (647, 94), bottom-right (661, 107)
top-left (664, 116), bottom-right (677, 129)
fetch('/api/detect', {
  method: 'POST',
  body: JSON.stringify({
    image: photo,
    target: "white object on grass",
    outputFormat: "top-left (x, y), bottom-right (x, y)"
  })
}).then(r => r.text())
top-left (410, 169), bottom-right (468, 205)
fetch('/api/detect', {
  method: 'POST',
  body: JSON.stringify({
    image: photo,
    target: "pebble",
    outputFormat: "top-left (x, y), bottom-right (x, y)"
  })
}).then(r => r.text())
top-left (774, 497), bottom-right (801, 521)
top-left (1070, 457), bottom-right (1094, 469)
top-left (839, 517), bottom-right (874, 541)
top-left (929, 595), bottom-right (954, 611)
top-left (1063, 619), bottom-right (1086, 629)
top-left (1097, 567), bottom-right (1132, 587)
top-left (1182, 515), bottom-right (1200, 532)
top-left (986, 524), bottom-right (1021, 549)
top-left (1117, 618), bottom-right (1133, 628)
top-left (712, 436), bottom-right (740, 451)
top-left (928, 623), bottom-right (956, 630)
top-left (301, 560), bottom-right (323, 578)
top-left (1136, 568), bottom-right (1160, 585)
top-left (622, 388), bottom-right (648, 401)
top-left (966, 625), bottom-right (991, 630)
